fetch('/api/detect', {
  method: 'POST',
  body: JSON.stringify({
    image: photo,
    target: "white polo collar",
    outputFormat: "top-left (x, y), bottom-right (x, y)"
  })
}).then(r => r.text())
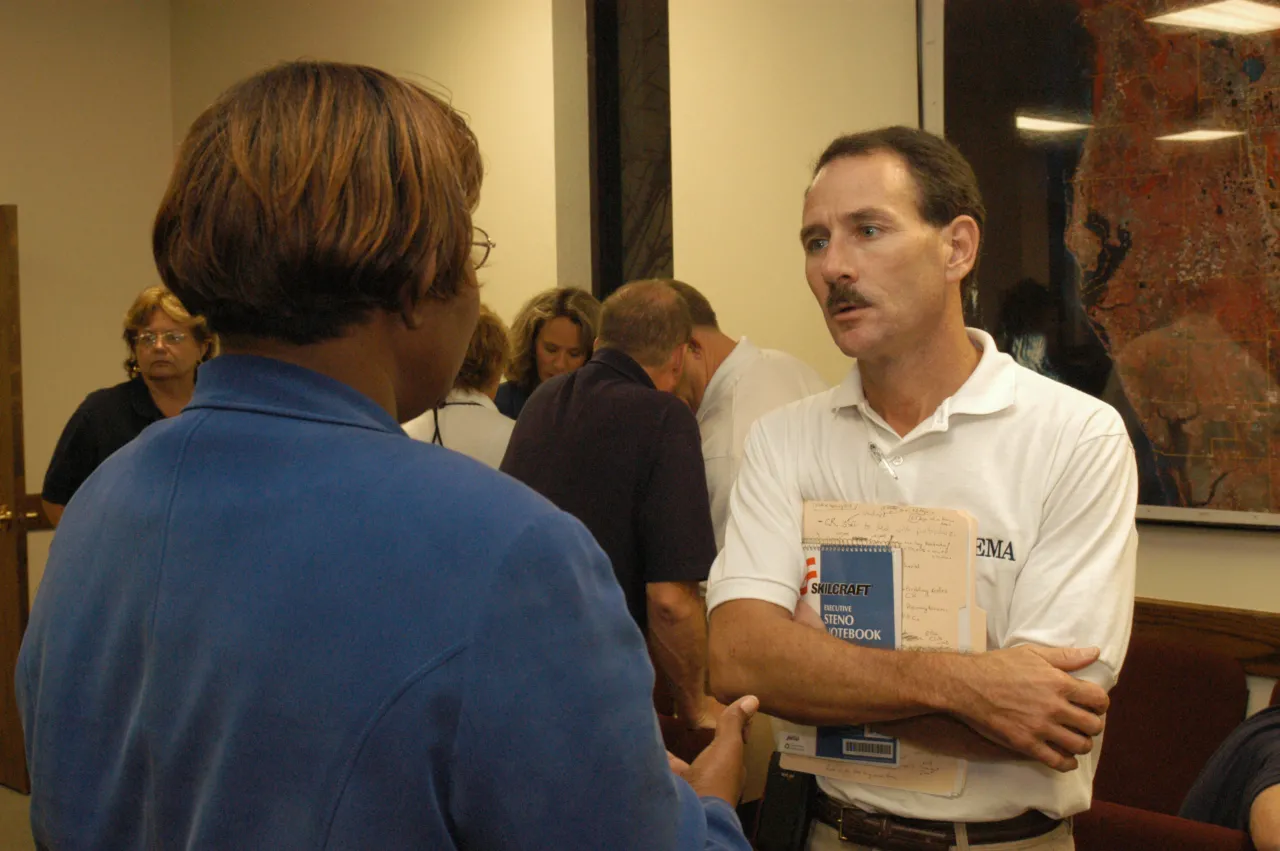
top-left (445, 387), bottom-right (499, 412)
top-left (830, 328), bottom-right (1017, 429)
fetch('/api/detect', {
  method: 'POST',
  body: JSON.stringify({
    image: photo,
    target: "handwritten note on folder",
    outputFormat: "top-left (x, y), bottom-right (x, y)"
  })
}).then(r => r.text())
top-left (776, 502), bottom-right (987, 798)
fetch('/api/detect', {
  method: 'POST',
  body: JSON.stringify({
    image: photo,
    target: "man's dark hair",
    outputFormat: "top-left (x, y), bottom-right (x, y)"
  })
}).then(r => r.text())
top-left (153, 61), bottom-right (483, 344)
top-left (598, 281), bottom-right (692, 368)
top-left (663, 280), bottom-right (718, 329)
top-left (814, 126), bottom-right (985, 307)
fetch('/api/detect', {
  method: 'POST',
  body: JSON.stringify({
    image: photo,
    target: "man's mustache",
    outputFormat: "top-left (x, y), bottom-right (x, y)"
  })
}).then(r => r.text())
top-left (826, 283), bottom-right (873, 314)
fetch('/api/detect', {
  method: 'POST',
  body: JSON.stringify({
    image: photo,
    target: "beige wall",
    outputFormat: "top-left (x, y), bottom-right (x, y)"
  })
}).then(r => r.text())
top-left (170, 0), bottom-right (578, 325)
top-left (0, 0), bottom-right (175, 602)
top-left (668, 0), bottom-right (920, 386)
top-left (1137, 525), bottom-right (1280, 609)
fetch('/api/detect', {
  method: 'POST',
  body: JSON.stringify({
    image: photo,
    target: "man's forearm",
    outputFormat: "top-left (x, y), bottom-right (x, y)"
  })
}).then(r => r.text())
top-left (709, 599), bottom-right (1108, 772)
top-left (647, 593), bottom-right (711, 720)
top-left (869, 716), bottom-right (1025, 762)
top-left (709, 600), bottom-right (956, 726)
top-left (1251, 785), bottom-right (1280, 851)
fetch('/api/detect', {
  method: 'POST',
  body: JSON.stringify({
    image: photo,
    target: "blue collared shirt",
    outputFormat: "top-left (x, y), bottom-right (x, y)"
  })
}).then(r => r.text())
top-left (18, 354), bottom-right (748, 850)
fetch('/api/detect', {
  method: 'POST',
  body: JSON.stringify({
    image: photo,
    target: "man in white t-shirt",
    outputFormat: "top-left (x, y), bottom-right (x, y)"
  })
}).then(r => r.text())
top-left (667, 280), bottom-right (829, 550)
top-left (706, 126), bottom-right (1138, 851)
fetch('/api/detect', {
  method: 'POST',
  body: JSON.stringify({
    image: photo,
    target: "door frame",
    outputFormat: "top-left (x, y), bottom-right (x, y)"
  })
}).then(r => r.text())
top-left (1, 205), bottom-right (33, 793)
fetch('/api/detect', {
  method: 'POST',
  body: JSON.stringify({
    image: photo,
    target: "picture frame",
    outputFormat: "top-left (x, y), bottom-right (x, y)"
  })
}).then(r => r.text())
top-left (919, 0), bottom-right (1280, 529)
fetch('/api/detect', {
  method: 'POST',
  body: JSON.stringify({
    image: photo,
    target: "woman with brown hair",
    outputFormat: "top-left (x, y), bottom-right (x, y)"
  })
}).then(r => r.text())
top-left (495, 286), bottom-right (602, 418)
top-left (403, 303), bottom-right (515, 468)
top-left (41, 284), bottom-right (217, 524)
top-left (16, 59), bottom-right (754, 851)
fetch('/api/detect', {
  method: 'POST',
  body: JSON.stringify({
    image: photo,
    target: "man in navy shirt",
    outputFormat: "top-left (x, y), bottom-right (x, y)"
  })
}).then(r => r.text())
top-left (502, 281), bottom-right (723, 730)
top-left (17, 60), bottom-right (755, 851)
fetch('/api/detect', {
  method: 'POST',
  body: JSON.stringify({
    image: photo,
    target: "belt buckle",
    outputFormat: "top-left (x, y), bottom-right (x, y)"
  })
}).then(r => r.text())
top-left (837, 808), bottom-right (890, 844)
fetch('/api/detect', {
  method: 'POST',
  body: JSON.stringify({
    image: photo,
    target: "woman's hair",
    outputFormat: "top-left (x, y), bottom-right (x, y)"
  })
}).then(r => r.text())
top-left (454, 305), bottom-right (511, 394)
top-left (122, 285), bottom-right (219, 377)
top-left (505, 288), bottom-right (602, 391)
top-left (152, 60), bottom-right (483, 345)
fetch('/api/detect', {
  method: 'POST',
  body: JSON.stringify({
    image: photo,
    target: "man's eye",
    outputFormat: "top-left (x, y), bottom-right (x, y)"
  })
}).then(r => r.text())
top-left (804, 237), bottom-right (828, 254)
top-left (860, 225), bottom-right (881, 237)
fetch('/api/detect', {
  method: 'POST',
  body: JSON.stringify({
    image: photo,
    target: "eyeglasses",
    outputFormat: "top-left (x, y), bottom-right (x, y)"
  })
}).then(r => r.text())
top-left (472, 227), bottom-right (496, 269)
top-left (136, 331), bottom-right (188, 347)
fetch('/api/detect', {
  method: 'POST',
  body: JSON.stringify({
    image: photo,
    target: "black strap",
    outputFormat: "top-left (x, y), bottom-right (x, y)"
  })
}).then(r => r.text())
top-left (431, 409), bottom-right (443, 446)
top-left (430, 400), bottom-right (485, 446)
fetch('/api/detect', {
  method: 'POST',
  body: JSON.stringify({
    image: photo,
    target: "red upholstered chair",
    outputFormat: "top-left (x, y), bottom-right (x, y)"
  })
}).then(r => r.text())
top-left (1091, 635), bottom-right (1249, 815)
top-left (1075, 800), bottom-right (1254, 851)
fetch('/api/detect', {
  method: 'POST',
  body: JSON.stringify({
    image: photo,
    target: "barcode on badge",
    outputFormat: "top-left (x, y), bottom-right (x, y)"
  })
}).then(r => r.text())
top-left (843, 740), bottom-right (895, 758)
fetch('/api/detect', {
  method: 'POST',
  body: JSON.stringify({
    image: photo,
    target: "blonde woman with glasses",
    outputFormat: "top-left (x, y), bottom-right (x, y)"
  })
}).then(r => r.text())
top-left (40, 284), bottom-right (216, 524)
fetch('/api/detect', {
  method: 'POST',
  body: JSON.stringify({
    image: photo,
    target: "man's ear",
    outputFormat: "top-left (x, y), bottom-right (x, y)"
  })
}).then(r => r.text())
top-left (670, 342), bottom-right (687, 377)
top-left (944, 215), bottom-right (979, 286)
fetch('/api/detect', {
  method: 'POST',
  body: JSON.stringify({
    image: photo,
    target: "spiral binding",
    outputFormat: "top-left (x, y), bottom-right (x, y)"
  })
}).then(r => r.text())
top-left (803, 541), bottom-right (898, 552)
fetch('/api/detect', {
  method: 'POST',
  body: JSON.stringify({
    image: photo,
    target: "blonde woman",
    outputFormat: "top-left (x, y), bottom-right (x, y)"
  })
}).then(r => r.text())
top-left (41, 285), bottom-right (216, 524)
top-left (495, 286), bottom-right (601, 418)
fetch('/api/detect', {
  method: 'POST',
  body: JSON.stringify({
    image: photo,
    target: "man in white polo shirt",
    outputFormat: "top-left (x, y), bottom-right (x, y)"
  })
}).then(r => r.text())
top-left (706, 126), bottom-right (1138, 851)
top-left (666, 279), bottom-right (829, 550)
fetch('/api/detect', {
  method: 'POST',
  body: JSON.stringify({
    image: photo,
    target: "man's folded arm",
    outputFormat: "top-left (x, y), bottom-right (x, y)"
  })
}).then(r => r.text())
top-left (707, 424), bottom-right (1109, 773)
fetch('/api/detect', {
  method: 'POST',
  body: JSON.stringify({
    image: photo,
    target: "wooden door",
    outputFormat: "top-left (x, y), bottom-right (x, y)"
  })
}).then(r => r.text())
top-left (0, 205), bottom-right (34, 793)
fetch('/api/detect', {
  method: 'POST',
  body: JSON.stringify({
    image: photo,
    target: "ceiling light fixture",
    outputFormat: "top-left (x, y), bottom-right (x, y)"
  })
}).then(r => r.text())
top-left (1015, 115), bottom-right (1091, 133)
top-left (1155, 129), bottom-right (1246, 140)
top-left (1148, 0), bottom-right (1280, 35)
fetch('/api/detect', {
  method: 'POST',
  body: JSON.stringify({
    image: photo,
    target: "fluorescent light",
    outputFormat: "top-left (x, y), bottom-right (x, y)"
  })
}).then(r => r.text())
top-left (1155, 129), bottom-right (1246, 140)
top-left (1148, 0), bottom-right (1280, 35)
top-left (1015, 115), bottom-right (1091, 133)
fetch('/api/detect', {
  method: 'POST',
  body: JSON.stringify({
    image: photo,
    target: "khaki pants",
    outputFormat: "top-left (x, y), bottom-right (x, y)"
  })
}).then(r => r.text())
top-left (806, 818), bottom-right (1074, 851)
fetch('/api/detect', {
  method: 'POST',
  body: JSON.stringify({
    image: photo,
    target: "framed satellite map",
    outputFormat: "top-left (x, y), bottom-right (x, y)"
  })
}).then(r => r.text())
top-left (924, 0), bottom-right (1280, 528)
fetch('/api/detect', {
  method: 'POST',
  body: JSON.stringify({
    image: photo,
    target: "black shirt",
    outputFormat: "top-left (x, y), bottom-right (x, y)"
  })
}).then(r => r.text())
top-left (1180, 705), bottom-right (1280, 830)
top-left (500, 348), bottom-right (717, 632)
top-left (494, 381), bottom-right (532, 420)
top-left (42, 377), bottom-right (164, 505)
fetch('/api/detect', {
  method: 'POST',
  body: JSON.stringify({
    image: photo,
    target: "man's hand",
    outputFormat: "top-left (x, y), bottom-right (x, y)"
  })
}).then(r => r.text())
top-left (683, 694), bottom-right (728, 730)
top-left (949, 645), bottom-right (1108, 772)
top-left (678, 695), bottom-right (760, 805)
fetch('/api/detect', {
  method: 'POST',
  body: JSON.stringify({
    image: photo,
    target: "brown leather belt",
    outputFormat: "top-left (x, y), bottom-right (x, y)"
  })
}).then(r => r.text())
top-left (814, 793), bottom-right (1064, 850)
